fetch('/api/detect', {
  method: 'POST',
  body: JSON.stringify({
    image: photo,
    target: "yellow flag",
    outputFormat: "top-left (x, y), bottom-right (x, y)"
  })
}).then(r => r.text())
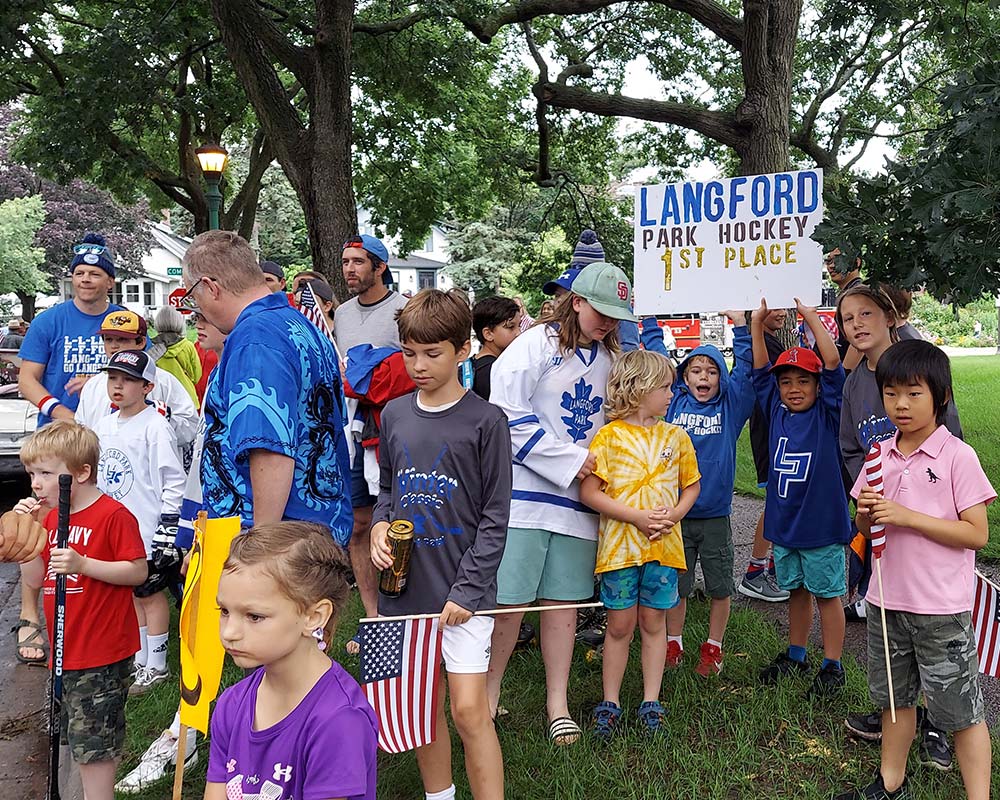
top-left (178, 513), bottom-right (240, 734)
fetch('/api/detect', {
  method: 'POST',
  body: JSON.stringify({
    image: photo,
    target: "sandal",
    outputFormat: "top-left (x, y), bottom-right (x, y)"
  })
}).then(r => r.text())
top-left (345, 633), bottom-right (362, 656)
top-left (590, 701), bottom-right (622, 742)
top-left (547, 716), bottom-right (582, 746)
top-left (12, 619), bottom-right (48, 665)
top-left (637, 700), bottom-right (667, 736)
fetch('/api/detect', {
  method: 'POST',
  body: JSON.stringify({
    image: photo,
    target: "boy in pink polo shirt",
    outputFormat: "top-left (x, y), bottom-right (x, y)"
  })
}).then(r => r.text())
top-left (833, 340), bottom-right (995, 800)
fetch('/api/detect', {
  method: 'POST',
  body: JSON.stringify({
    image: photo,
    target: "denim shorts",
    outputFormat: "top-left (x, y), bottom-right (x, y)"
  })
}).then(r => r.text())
top-left (600, 562), bottom-right (680, 610)
top-left (772, 543), bottom-right (846, 598)
top-left (866, 606), bottom-right (984, 731)
top-left (496, 528), bottom-right (598, 604)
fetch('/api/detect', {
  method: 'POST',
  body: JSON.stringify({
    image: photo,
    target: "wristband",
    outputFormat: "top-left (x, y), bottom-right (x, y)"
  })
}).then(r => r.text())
top-left (38, 395), bottom-right (60, 417)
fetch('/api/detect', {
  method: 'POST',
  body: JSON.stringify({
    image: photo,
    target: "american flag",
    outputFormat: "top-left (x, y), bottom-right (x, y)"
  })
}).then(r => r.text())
top-left (297, 281), bottom-right (334, 342)
top-left (973, 571), bottom-right (1000, 677)
top-left (864, 443), bottom-right (886, 557)
top-left (359, 617), bottom-right (442, 753)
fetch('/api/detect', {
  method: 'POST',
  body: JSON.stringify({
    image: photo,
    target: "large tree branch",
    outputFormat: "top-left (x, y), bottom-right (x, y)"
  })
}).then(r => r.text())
top-left (535, 81), bottom-right (743, 149)
top-left (235, 0), bottom-right (314, 87)
top-left (224, 129), bottom-right (274, 228)
top-left (354, 10), bottom-right (432, 35)
top-left (18, 35), bottom-right (66, 89)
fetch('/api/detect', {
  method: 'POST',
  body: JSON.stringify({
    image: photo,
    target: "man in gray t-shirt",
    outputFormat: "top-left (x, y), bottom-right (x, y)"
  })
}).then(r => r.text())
top-left (334, 234), bottom-right (410, 626)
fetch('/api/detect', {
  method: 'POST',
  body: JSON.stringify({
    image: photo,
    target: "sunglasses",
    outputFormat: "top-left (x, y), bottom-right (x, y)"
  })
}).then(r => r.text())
top-left (179, 276), bottom-right (211, 311)
top-left (73, 243), bottom-right (109, 256)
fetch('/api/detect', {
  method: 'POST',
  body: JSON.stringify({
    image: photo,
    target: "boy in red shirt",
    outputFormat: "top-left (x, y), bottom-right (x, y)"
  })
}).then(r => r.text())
top-left (15, 420), bottom-right (147, 800)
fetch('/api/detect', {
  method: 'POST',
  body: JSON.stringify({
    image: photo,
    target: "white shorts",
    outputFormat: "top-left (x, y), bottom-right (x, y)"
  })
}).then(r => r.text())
top-left (441, 615), bottom-right (494, 674)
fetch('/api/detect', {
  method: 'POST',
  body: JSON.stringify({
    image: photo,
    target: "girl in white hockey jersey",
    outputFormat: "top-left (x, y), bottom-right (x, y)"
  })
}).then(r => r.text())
top-left (487, 261), bottom-right (637, 745)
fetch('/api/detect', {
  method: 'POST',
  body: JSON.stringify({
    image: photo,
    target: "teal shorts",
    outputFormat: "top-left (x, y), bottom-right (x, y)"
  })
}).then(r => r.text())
top-left (599, 563), bottom-right (680, 610)
top-left (772, 543), bottom-right (846, 599)
top-left (496, 528), bottom-right (598, 604)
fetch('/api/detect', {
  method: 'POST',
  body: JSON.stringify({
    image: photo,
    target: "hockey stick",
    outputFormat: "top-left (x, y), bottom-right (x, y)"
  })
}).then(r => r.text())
top-left (47, 474), bottom-right (72, 800)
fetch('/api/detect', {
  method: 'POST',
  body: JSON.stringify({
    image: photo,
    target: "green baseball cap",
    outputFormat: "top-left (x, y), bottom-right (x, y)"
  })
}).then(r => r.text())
top-left (571, 262), bottom-right (638, 322)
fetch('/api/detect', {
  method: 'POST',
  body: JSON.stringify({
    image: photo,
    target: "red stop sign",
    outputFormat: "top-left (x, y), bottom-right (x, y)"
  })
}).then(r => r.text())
top-left (168, 287), bottom-right (188, 309)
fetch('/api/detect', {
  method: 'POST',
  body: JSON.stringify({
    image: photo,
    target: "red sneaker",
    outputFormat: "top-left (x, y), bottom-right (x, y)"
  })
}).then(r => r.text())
top-left (695, 642), bottom-right (723, 676)
top-left (665, 640), bottom-right (683, 667)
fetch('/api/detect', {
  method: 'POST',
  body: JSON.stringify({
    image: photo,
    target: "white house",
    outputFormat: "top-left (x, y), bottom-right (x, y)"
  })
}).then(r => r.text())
top-left (59, 221), bottom-right (190, 315)
top-left (357, 210), bottom-right (453, 296)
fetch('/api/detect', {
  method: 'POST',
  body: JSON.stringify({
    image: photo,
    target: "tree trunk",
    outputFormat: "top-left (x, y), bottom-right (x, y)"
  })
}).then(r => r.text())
top-left (16, 292), bottom-right (36, 322)
top-left (736, 0), bottom-right (802, 347)
top-left (210, 0), bottom-right (356, 300)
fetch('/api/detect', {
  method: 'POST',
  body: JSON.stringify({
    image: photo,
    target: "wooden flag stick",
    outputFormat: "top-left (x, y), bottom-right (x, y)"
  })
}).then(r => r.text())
top-left (359, 601), bottom-right (603, 624)
top-left (172, 510), bottom-right (208, 800)
top-left (875, 559), bottom-right (896, 724)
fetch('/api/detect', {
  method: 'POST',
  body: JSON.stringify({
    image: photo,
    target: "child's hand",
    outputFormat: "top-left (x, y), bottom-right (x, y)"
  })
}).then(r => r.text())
top-left (49, 547), bottom-right (85, 575)
top-left (794, 297), bottom-right (817, 317)
top-left (646, 507), bottom-right (675, 541)
top-left (13, 497), bottom-right (41, 516)
top-left (750, 298), bottom-right (769, 325)
top-left (439, 600), bottom-right (473, 627)
top-left (859, 490), bottom-right (911, 528)
top-left (576, 452), bottom-right (597, 481)
top-left (631, 507), bottom-right (673, 539)
top-left (369, 522), bottom-right (393, 570)
top-left (720, 310), bottom-right (745, 326)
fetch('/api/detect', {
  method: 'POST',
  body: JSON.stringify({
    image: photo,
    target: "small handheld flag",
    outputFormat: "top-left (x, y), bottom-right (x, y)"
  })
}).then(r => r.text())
top-left (359, 617), bottom-right (442, 753)
top-left (864, 442), bottom-right (886, 557)
top-left (973, 570), bottom-right (1000, 678)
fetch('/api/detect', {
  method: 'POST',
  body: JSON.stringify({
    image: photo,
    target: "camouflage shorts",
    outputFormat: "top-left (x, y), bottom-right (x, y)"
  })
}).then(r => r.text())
top-left (60, 658), bottom-right (131, 763)
top-left (866, 605), bottom-right (984, 731)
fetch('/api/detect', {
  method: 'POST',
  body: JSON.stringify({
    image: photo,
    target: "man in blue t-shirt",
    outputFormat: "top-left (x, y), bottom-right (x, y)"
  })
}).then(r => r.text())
top-left (13, 232), bottom-right (123, 664)
top-left (181, 230), bottom-right (352, 544)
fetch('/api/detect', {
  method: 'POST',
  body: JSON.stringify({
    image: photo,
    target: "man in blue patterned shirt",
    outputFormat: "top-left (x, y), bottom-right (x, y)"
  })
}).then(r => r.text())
top-left (180, 230), bottom-right (351, 544)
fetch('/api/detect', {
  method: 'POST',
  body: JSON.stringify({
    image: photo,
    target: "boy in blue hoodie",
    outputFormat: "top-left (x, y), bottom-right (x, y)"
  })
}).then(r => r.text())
top-left (665, 310), bottom-right (755, 676)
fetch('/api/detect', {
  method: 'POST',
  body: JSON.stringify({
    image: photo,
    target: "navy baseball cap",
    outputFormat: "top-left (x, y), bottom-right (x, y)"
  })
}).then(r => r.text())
top-left (542, 267), bottom-right (582, 296)
top-left (343, 235), bottom-right (394, 286)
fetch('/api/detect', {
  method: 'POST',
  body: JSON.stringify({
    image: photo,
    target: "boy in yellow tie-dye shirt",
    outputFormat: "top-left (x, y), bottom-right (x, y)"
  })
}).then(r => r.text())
top-left (580, 350), bottom-right (701, 739)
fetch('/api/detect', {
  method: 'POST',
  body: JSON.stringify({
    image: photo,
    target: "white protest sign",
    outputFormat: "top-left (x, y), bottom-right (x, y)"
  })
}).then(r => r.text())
top-left (633, 169), bottom-right (824, 315)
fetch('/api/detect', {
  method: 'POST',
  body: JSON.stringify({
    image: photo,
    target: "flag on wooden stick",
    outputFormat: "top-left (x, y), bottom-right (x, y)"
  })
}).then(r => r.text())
top-left (973, 570), bottom-right (1000, 678)
top-left (864, 442), bottom-right (887, 557)
top-left (359, 617), bottom-right (442, 753)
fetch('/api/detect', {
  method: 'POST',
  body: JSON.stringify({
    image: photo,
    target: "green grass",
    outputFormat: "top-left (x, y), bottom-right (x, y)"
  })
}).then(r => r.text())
top-left (733, 355), bottom-right (1000, 559)
top-left (124, 594), bottom-right (996, 800)
top-left (124, 353), bottom-right (1000, 798)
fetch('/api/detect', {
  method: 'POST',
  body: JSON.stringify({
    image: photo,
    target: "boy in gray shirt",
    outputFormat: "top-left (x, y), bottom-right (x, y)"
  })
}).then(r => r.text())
top-left (370, 288), bottom-right (509, 800)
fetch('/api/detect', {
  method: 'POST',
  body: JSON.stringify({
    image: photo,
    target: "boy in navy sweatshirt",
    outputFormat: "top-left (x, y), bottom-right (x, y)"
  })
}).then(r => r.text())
top-left (751, 298), bottom-right (851, 697)
top-left (665, 310), bottom-right (755, 676)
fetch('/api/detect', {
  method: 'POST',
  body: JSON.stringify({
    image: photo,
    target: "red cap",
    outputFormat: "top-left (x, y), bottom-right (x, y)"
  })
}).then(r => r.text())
top-left (770, 347), bottom-right (823, 374)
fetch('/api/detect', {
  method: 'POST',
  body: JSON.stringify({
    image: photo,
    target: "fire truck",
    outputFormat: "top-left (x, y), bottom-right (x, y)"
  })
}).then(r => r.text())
top-left (649, 287), bottom-right (840, 359)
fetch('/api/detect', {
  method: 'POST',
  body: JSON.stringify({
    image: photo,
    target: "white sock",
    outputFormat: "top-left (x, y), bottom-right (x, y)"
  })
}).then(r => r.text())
top-left (667, 635), bottom-right (683, 649)
top-left (707, 638), bottom-right (723, 649)
top-left (136, 626), bottom-right (149, 667)
top-left (148, 633), bottom-right (169, 671)
top-left (426, 787), bottom-right (456, 800)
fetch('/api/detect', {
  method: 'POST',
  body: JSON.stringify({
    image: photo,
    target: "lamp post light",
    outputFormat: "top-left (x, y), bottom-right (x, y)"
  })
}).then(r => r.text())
top-left (195, 144), bottom-right (229, 231)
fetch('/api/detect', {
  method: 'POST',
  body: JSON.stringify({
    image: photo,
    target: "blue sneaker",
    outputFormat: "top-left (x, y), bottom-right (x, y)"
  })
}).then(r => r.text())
top-left (637, 700), bottom-right (667, 736)
top-left (590, 701), bottom-right (622, 742)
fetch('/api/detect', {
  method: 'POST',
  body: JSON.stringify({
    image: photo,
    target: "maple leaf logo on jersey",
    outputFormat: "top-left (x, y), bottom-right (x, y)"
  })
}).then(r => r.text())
top-left (560, 379), bottom-right (603, 442)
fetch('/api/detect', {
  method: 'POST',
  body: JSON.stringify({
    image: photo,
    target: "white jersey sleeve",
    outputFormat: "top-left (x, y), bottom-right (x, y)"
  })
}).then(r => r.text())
top-left (490, 327), bottom-right (589, 490)
top-left (148, 417), bottom-right (186, 517)
top-left (73, 373), bottom-right (108, 431)
top-left (152, 367), bottom-right (199, 447)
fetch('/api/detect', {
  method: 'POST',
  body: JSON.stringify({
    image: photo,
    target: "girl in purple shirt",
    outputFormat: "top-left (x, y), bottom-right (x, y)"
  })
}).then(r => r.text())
top-left (205, 523), bottom-right (377, 800)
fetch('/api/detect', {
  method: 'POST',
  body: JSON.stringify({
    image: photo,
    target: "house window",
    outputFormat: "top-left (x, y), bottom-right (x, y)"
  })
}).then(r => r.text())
top-left (125, 284), bottom-right (139, 303)
top-left (424, 235), bottom-right (434, 253)
top-left (111, 282), bottom-right (123, 305)
top-left (143, 281), bottom-right (155, 308)
top-left (418, 270), bottom-right (436, 290)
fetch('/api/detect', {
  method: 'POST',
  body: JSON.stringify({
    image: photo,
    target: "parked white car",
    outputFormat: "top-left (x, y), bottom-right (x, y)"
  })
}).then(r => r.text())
top-left (0, 351), bottom-right (36, 479)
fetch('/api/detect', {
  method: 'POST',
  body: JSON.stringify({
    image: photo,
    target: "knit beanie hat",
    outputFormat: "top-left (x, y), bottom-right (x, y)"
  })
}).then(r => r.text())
top-left (70, 232), bottom-right (116, 278)
top-left (569, 229), bottom-right (605, 269)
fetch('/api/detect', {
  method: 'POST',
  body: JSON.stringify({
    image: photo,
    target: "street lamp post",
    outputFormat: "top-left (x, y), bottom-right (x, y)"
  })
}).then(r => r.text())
top-left (195, 144), bottom-right (229, 231)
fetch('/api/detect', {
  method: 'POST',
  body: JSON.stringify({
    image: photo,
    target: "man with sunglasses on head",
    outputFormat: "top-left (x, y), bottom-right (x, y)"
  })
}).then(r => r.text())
top-left (334, 235), bottom-right (409, 633)
top-left (13, 231), bottom-right (125, 664)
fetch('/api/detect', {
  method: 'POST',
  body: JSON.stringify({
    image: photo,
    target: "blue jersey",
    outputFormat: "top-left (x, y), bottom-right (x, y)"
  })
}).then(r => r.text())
top-left (201, 293), bottom-right (352, 544)
top-left (18, 301), bottom-right (125, 426)
top-left (752, 364), bottom-right (851, 549)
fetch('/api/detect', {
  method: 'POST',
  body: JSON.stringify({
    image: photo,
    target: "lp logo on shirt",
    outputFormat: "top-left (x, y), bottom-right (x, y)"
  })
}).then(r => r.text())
top-left (98, 447), bottom-right (134, 500)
